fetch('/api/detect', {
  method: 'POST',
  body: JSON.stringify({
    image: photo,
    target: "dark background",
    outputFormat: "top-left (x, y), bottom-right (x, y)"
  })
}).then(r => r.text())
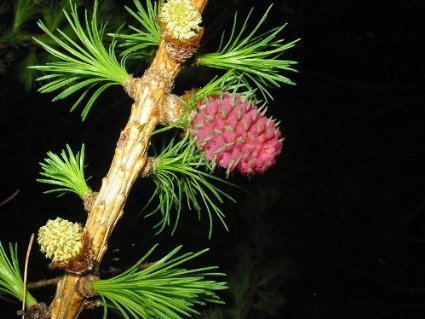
top-left (1, 0), bottom-right (425, 318)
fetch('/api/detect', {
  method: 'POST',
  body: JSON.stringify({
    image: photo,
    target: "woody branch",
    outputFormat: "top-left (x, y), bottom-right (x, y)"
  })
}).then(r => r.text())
top-left (42, 1), bottom-right (208, 319)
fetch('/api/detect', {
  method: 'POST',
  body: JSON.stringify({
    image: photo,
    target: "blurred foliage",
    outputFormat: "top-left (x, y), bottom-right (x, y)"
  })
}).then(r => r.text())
top-left (0, 0), bottom-right (125, 91)
top-left (203, 189), bottom-right (295, 319)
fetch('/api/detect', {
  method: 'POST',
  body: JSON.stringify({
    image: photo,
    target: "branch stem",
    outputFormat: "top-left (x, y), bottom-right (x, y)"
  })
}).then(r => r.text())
top-left (47, 1), bottom-right (208, 318)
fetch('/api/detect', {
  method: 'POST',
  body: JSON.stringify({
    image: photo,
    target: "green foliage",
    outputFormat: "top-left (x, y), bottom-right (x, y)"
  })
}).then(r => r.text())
top-left (144, 134), bottom-right (235, 237)
top-left (111, 0), bottom-right (161, 59)
top-left (94, 245), bottom-right (227, 319)
top-left (12, 0), bottom-right (40, 32)
top-left (0, 0), bottom-right (38, 47)
top-left (0, 0), bottom-right (127, 90)
top-left (0, 242), bottom-right (37, 307)
top-left (17, 49), bottom-right (38, 91)
top-left (193, 70), bottom-right (248, 103)
top-left (30, 0), bottom-right (130, 120)
top-left (10, 0), bottom-right (73, 32)
top-left (193, 70), bottom-right (263, 108)
top-left (196, 5), bottom-right (299, 101)
top-left (38, 0), bottom-right (73, 31)
top-left (0, 0), bottom-right (67, 89)
top-left (38, 144), bottom-right (91, 198)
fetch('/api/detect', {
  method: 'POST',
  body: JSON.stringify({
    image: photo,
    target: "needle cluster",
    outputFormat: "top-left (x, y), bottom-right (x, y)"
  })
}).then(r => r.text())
top-left (111, 0), bottom-right (161, 59)
top-left (145, 134), bottom-right (235, 237)
top-left (93, 245), bottom-right (226, 319)
top-left (30, 0), bottom-right (130, 120)
top-left (37, 144), bottom-right (91, 198)
top-left (197, 5), bottom-right (299, 100)
top-left (0, 242), bottom-right (36, 308)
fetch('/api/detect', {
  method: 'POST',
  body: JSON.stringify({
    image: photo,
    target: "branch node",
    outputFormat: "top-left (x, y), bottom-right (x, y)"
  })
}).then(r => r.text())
top-left (21, 303), bottom-right (50, 319)
top-left (141, 157), bottom-right (157, 177)
top-left (124, 77), bottom-right (142, 100)
top-left (158, 94), bottom-right (185, 125)
top-left (83, 192), bottom-right (98, 213)
top-left (77, 275), bottom-right (98, 299)
top-left (82, 299), bottom-right (103, 310)
top-left (162, 29), bottom-right (203, 63)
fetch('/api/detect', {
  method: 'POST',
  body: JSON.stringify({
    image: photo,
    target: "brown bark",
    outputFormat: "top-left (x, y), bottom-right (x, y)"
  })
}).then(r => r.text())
top-left (47, 1), bottom-right (208, 318)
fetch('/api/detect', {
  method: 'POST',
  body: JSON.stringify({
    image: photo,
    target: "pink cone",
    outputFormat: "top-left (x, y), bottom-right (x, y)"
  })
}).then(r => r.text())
top-left (191, 93), bottom-right (283, 175)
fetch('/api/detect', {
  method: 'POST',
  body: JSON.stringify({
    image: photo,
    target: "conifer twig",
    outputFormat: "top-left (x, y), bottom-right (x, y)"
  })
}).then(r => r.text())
top-left (0, 190), bottom-right (19, 207)
top-left (27, 277), bottom-right (61, 290)
top-left (47, 1), bottom-right (209, 319)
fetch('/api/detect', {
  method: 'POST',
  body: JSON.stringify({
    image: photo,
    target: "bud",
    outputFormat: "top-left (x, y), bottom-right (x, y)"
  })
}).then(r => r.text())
top-left (38, 218), bottom-right (83, 262)
top-left (159, 0), bottom-right (202, 41)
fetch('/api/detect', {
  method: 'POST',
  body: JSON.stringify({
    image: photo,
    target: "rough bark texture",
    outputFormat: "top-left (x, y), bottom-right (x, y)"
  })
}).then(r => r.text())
top-left (48, 1), bottom-right (208, 318)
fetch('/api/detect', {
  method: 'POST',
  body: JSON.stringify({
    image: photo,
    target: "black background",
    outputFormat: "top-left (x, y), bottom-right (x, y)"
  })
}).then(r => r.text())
top-left (1, 0), bottom-right (425, 318)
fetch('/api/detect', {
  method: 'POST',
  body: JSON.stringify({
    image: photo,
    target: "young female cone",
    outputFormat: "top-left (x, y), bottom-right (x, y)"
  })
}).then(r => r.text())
top-left (191, 93), bottom-right (283, 175)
